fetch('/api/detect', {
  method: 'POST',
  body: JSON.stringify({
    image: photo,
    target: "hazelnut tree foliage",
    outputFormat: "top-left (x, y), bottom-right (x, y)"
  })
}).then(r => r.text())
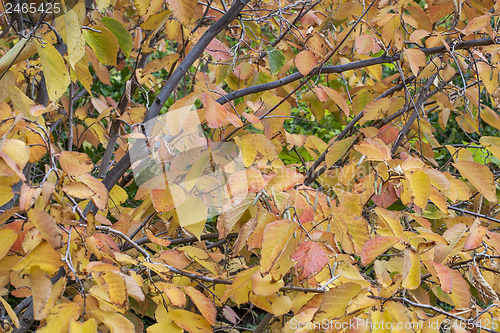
top-left (1, 0), bottom-right (500, 331)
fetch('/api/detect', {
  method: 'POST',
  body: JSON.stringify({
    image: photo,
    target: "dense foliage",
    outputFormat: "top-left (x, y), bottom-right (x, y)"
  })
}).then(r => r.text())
top-left (1, 0), bottom-right (500, 331)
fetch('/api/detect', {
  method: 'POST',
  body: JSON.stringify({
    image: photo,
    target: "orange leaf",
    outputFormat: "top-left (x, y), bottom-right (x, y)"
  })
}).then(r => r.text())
top-left (453, 161), bottom-right (497, 203)
top-left (361, 236), bottom-right (399, 266)
top-left (164, 286), bottom-right (187, 307)
top-left (59, 151), bottom-right (93, 176)
top-left (319, 85), bottom-right (350, 117)
top-left (463, 218), bottom-right (487, 250)
top-left (291, 241), bottom-right (329, 281)
top-left (145, 229), bottom-right (171, 247)
top-left (30, 266), bottom-right (52, 320)
top-left (355, 35), bottom-right (379, 54)
top-left (354, 138), bottom-right (391, 161)
top-left (404, 48), bottom-right (427, 76)
top-left (166, 0), bottom-right (197, 25)
top-left (423, 260), bottom-right (453, 293)
top-left (233, 62), bottom-right (254, 80)
top-left (78, 173), bottom-right (109, 210)
top-left (449, 269), bottom-right (471, 309)
top-left (295, 50), bottom-right (317, 76)
top-left (184, 286), bottom-right (217, 326)
top-left (28, 209), bottom-right (63, 250)
top-left (462, 14), bottom-right (491, 35)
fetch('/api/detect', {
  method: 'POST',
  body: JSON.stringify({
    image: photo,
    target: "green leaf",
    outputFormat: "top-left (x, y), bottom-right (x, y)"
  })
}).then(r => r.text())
top-left (102, 17), bottom-right (133, 58)
top-left (266, 46), bottom-right (285, 75)
top-left (83, 26), bottom-right (119, 66)
top-left (35, 41), bottom-right (70, 101)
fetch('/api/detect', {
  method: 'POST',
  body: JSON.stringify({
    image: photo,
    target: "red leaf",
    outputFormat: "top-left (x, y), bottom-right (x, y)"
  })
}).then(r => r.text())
top-left (291, 241), bottom-right (329, 281)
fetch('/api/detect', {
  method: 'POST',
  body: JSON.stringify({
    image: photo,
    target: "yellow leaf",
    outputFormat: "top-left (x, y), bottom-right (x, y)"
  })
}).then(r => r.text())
top-left (0, 38), bottom-right (37, 74)
top-left (169, 309), bottom-right (212, 333)
top-left (234, 135), bottom-right (257, 167)
top-left (59, 151), bottom-right (93, 176)
top-left (0, 227), bottom-right (17, 260)
top-left (91, 309), bottom-right (135, 333)
top-left (260, 220), bottom-right (297, 274)
top-left (0, 297), bottom-right (19, 328)
top-left (313, 282), bottom-right (363, 321)
top-left (402, 247), bottom-right (421, 290)
top-left (83, 26), bottom-right (119, 66)
top-left (30, 266), bottom-right (52, 320)
top-left (140, 10), bottom-right (172, 31)
top-left (251, 272), bottom-right (284, 296)
top-left (69, 318), bottom-right (98, 333)
top-left (406, 169), bottom-right (431, 209)
top-left (184, 286), bottom-right (217, 326)
top-left (37, 303), bottom-right (82, 333)
top-left (109, 184), bottom-right (128, 207)
top-left (375, 207), bottom-right (405, 240)
top-left (271, 295), bottom-right (292, 316)
top-left (360, 97), bottom-right (390, 123)
top-left (35, 41), bottom-right (70, 101)
top-left (221, 267), bottom-right (258, 304)
top-left (325, 136), bottom-right (356, 166)
top-left (453, 161), bottom-right (497, 203)
top-left (28, 208), bottom-right (63, 250)
top-left (295, 50), bottom-right (317, 76)
top-left (480, 136), bottom-right (500, 161)
top-left (434, 223), bottom-right (467, 264)
top-left (182, 246), bottom-right (218, 275)
top-left (354, 138), bottom-right (391, 161)
top-left (13, 241), bottom-right (62, 274)
top-left (174, 194), bottom-right (207, 234)
top-left (38, 277), bottom-right (67, 320)
top-left (64, 1), bottom-right (86, 69)
top-left (102, 17), bottom-right (133, 58)
top-left (63, 182), bottom-right (95, 199)
top-left (103, 271), bottom-right (127, 308)
top-left (404, 48), bottom-right (427, 76)
top-left (97, 0), bottom-right (117, 11)
top-left (1, 139), bottom-right (30, 171)
top-left (477, 62), bottom-right (498, 94)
